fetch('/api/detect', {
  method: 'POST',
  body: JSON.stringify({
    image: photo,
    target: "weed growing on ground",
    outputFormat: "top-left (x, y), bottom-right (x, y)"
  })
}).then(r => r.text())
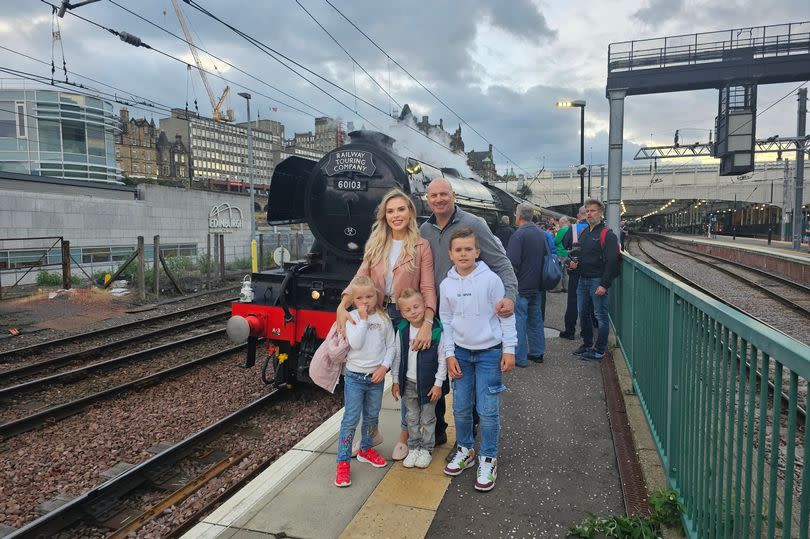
top-left (568, 489), bottom-right (685, 538)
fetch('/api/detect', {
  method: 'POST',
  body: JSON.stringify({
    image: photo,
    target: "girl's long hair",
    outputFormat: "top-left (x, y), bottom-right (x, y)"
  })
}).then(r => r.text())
top-left (362, 189), bottom-right (420, 274)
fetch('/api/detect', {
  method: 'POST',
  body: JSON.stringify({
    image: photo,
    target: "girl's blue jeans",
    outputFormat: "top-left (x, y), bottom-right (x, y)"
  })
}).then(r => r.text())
top-left (337, 369), bottom-right (384, 462)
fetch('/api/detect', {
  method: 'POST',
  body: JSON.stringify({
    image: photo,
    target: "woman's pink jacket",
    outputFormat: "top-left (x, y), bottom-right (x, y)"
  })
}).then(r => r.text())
top-left (343, 238), bottom-right (437, 312)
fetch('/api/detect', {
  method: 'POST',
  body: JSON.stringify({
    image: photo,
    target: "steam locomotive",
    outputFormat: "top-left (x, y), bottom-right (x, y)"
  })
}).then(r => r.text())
top-left (226, 130), bottom-right (562, 386)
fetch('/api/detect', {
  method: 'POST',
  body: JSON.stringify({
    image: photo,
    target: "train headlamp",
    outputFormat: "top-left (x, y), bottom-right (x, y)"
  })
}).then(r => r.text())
top-left (406, 159), bottom-right (422, 175)
top-left (311, 290), bottom-right (322, 300)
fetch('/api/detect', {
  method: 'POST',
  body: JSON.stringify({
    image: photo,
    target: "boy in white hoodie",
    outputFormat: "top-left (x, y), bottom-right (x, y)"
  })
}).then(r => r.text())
top-left (440, 227), bottom-right (517, 492)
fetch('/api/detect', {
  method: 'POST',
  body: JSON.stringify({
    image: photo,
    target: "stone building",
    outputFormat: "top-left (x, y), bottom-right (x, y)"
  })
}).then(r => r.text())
top-left (155, 131), bottom-right (189, 184)
top-left (467, 144), bottom-right (497, 181)
top-left (115, 107), bottom-right (159, 182)
top-left (314, 117), bottom-right (343, 153)
top-left (397, 104), bottom-right (465, 154)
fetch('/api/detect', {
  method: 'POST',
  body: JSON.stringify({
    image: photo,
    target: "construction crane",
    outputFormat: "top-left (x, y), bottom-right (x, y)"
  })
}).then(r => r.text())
top-left (171, 0), bottom-right (232, 122)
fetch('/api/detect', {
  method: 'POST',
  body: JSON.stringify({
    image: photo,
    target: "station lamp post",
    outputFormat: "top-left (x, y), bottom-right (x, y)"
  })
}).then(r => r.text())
top-left (556, 99), bottom-right (586, 206)
top-left (238, 92), bottom-right (256, 243)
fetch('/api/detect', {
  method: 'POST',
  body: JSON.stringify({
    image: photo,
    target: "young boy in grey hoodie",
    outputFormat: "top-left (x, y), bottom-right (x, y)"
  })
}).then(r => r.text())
top-left (440, 227), bottom-right (517, 492)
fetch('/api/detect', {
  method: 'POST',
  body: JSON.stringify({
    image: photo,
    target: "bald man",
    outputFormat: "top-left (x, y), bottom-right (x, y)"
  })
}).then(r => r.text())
top-left (420, 177), bottom-right (518, 448)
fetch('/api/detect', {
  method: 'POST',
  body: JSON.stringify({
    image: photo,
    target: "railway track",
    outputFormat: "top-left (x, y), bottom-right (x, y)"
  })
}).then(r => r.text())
top-left (642, 234), bottom-right (810, 317)
top-left (5, 387), bottom-right (283, 539)
top-left (0, 338), bottom-right (243, 439)
top-left (630, 236), bottom-right (807, 424)
top-left (0, 310), bottom-right (231, 386)
top-left (0, 296), bottom-right (237, 366)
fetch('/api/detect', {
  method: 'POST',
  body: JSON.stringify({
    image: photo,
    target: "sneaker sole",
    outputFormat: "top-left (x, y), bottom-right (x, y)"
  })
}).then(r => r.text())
top-left (356, 454), bottom-right (387, 468)
top-left (415, 460), bottom-right (431, 469)
top-left (334, 480), bottom-right (351, 487)
top-left (443, 457), bottom-right (477, 476)
top-left (474, 481), bottom-right (495, 492)
top-left (402, 460), bottom-right (416, 468)
top-left (572, 350), bottom-right (591, 357)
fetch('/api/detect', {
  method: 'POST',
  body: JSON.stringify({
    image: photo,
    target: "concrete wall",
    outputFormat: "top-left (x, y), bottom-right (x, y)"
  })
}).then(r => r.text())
top-left (0, 182), bottom-right (254, 287)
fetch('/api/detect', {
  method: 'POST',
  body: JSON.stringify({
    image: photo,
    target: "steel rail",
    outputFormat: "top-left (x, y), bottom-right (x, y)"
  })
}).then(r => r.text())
top-left (633, 238), bottom-right (807, 422)
top-left (0, 297), bottom-right (236, 362)
top-left (0, 342), bottom-right (243, 439)
top-left (645, 235), bottom-right (810, 314)
top-left (0, 328), bottom-right (227, 399)
top-left (0, 310), bottom-right (230, 385)
top-left (5, 385), bottom-right (281, 539)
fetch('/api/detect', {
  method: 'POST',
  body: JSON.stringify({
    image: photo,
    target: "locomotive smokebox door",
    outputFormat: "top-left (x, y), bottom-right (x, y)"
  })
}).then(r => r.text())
top-left (306, 133), bottom-right (408, 262)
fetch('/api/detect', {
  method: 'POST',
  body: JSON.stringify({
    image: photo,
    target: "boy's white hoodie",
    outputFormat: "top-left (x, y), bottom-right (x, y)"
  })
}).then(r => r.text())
top-left (439, 261), bottom-right (517, 356)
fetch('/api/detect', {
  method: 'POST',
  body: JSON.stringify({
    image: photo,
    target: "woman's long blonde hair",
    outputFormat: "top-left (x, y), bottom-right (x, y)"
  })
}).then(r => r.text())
top-left (362, 189), bottom-right (420, 273)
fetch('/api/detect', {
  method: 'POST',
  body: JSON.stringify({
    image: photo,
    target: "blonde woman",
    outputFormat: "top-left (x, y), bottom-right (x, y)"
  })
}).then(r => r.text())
top-left (336, 189), bottom-right (437, 460)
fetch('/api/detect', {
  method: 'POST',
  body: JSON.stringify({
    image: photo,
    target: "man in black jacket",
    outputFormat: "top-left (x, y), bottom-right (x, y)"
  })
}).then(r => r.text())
top-left (568, 199), bottom-right (619, 362)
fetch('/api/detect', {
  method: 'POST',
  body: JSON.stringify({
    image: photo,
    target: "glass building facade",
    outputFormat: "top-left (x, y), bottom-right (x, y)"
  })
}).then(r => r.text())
top-left (0, 88), bottom-right (120, 182)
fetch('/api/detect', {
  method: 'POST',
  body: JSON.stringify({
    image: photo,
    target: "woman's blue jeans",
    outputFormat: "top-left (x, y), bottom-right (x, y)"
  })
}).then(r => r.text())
top-left (337, 369), bottom-right (384, 462)
top-left (451, 346), bottom-right (505, 458)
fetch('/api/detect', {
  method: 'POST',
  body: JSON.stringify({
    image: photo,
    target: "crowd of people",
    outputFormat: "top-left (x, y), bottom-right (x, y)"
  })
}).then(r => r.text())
top-left (315, 177), bottom-right (620, 492)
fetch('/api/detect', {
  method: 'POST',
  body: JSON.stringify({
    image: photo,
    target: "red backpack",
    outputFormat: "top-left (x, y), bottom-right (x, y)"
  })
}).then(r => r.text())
top-left (599, 227), bottom-right (623, 275)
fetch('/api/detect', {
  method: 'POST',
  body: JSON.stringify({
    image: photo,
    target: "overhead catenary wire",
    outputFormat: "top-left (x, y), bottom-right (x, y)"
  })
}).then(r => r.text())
top-left (106, 0), bottom-right (326, 119)
top-left (180, 0), bottom-right (478, 155)
top-left (293, 0), bottom-right (400, 111)
top-left (39, 0), bottom-right (321, 120)
top-left (0, 43), bottom-right (174, 115)
top-left (321, 0), bottom-right (531, 175)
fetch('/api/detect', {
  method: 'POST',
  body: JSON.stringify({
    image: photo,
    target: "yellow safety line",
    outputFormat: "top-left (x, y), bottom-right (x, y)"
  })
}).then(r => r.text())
top-left (339, 397), bottom-right (456, 539)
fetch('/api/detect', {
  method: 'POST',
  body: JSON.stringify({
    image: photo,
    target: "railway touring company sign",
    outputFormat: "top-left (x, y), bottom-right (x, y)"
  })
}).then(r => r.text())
top-left (209, 203), bottom-right (244, 233)
top-left (323, 150), bottom-right (376, 176)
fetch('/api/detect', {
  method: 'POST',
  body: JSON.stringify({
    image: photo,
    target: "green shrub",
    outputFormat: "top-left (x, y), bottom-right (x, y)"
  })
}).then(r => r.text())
top-left (36, 271), bottom-right (63, 287)
top-left (164, 255), bottom-right (195, 273)
top-left (226, 257), bottom-right (252, 271)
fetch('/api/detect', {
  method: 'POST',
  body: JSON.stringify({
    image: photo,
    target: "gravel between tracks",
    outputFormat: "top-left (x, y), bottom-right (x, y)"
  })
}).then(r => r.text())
top-left (0, 331), bottom-right (232, 423)
top-left (0, 349), bottom-right (336, 530)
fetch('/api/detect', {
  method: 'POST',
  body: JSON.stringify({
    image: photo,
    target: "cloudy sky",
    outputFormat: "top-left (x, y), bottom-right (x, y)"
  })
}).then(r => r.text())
top-left (1, 0), bottom-right (807, 174)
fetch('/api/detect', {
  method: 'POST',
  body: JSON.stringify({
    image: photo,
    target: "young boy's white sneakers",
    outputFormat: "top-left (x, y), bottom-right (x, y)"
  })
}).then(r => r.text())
top-left (414, 449), bottom-right (433, 469)
top-left (474, 456), bottom-right (498, 491)
top-left (402, 449), bottom-right (419, 468)
top-left (443, 446), bottom-right (476, 476)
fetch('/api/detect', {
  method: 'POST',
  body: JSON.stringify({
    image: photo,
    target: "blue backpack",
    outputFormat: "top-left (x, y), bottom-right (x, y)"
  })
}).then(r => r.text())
top-left (541, 232), bottom-right (561, 290)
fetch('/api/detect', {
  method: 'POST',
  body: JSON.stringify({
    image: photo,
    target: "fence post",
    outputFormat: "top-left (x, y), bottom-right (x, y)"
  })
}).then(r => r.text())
top-left (206, 233), bottom-right (212, 290)
top-left (258, 234), bottom-right (264, 272)
top-left (61, 239), bottom-right (71, 290)
top-left (137, 236), bottom-right (145, 301)
top-left (153, 235), bottom-right (160, 297)
top-left (219, 234), bottom-right (225, 282)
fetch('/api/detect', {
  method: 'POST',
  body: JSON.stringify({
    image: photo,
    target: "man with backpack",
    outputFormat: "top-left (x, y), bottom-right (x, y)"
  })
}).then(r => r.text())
top-left (568, 199), bottom-right (620, 362)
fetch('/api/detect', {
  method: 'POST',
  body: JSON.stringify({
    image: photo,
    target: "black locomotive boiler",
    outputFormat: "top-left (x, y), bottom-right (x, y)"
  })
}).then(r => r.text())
top-left (227, 130), bottom-right (559, 386)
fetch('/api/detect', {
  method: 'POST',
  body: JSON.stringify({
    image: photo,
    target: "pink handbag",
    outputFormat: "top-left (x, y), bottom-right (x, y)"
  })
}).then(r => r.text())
top-left (308, 322), bottom-right (349, 393)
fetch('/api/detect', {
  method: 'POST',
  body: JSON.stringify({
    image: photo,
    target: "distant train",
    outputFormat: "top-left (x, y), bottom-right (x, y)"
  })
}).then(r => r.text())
top-left (226, 130), bottom-right (564, 386)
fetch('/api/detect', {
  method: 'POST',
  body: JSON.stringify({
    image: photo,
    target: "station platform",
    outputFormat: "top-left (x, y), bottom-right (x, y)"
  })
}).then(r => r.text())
top-left (184, 294), bottom-right (631, 538)
top-left (663, 233), bottom-right (810, 260)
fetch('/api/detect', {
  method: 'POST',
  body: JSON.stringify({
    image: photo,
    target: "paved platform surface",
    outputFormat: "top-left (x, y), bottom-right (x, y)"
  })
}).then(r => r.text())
top-left (184, 292), bottom-right (624, 538)
top-left (664, 233), bottom-right (810, 259)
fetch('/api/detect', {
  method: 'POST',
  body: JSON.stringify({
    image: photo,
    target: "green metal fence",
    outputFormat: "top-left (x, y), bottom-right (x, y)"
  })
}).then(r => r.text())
top-left (610, 253), bottom-right (810, 538)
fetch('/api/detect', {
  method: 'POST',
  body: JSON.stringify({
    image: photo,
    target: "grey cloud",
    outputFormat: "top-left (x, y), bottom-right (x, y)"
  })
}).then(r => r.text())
top-left (633, 0), bottom-right (685, 26)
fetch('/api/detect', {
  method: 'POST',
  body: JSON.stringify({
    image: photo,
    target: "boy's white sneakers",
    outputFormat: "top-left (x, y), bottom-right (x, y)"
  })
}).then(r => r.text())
top-left (443, 446), bottom-right (477, 476)
top-left (403, 449), bottom-right (419, 468)
top-left (474, 456), bottom-right (498, 491)
top-left (414, 449), bottom-right (433, 469)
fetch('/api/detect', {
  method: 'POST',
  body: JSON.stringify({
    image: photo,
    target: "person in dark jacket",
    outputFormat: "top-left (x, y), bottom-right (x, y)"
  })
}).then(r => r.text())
top-left (560, 206), bottom-right (588, 339)
top-left (506, 202), bottom-right (546, 366)
top-left (568, 199), bottom-right (619, 362)
top-left (494, 215), bottom-right (516, 249)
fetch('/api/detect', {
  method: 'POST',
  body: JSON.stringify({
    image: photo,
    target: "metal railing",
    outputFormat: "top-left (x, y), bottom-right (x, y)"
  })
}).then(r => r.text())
top-left (610, 253), bottom-right (810, 538)
top-left (608, 22), bottom-right (810, 73)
